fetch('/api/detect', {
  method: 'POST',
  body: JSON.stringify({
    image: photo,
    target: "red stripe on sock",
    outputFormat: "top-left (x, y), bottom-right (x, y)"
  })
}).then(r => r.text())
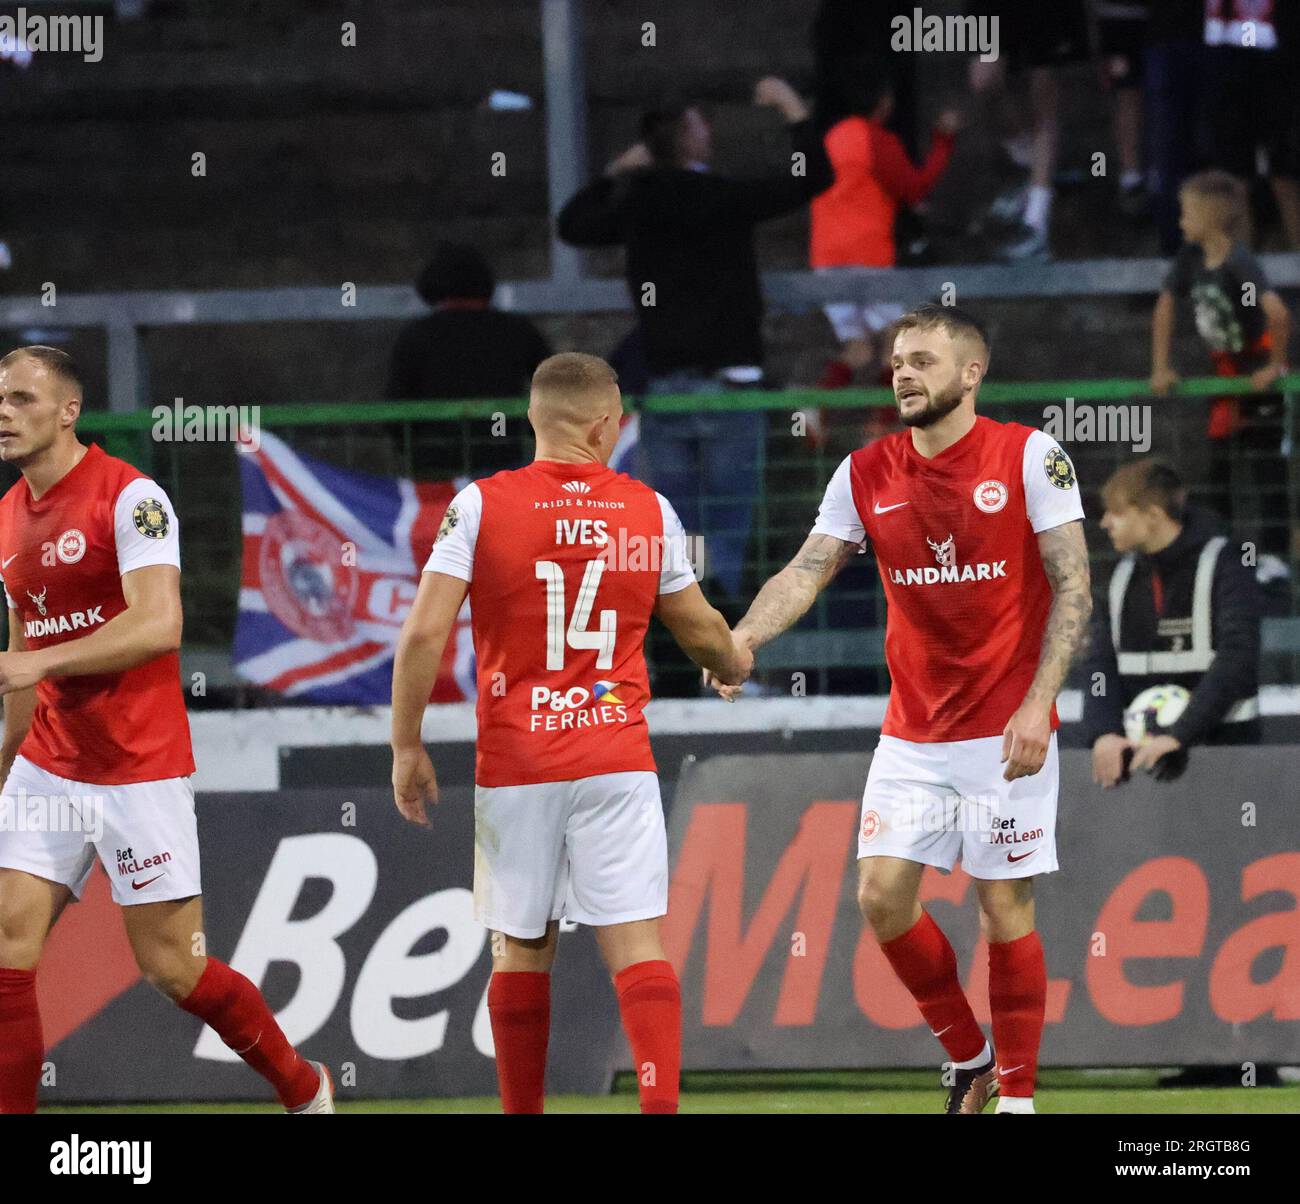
top-left (880, 911), bottom-right (986, 1065)
top-left (487, 971), bottom-right (550, 1114)
top-left (179, 958), bottom-right (319, 1109)
top-left (614, 959), bottom-right (680, 1115)
top-left (989, 931), bottom-right (1047, 1098)
top-left (0, 967), bottom-right (42, 1114)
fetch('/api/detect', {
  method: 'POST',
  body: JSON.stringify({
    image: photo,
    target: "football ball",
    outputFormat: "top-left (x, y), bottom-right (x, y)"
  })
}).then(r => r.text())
top-left (1123, 683), bottom-right (1191, 743)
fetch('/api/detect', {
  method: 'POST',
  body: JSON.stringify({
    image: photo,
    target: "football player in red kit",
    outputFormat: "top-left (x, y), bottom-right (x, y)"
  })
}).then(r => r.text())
top-left (391, 352), bottom-right (750, 1114)
top-left (708, 305), bottom-right (1091, 1114)
top-left (0, 346), bottom-right (333, 1114)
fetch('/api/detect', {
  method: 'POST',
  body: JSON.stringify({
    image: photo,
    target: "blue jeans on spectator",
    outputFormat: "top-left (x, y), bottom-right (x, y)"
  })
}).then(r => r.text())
top-left (637, 372), bottom-right (765, 600)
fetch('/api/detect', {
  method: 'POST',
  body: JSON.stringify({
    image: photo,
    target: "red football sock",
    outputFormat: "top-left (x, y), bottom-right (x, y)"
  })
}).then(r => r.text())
top-left (178, 958), bottom-right (319, 1109)
top-left (615, 959), bottom-right (680, 1115)
top-left (487, 971), bottom-right (550, 1114)
top-left (0, 967), bottom-right (43, 1114)
top-left (988, 931), bottom-right (1046, 1098)
top-left (879, 911), bottom-right (986, 1065)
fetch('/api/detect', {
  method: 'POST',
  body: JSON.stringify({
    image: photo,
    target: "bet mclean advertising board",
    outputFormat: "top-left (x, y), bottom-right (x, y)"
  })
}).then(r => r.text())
top-left (663, 748), bottom-right (1300, 1070)
top-left (32, 746), bottom-right (1300, 1101)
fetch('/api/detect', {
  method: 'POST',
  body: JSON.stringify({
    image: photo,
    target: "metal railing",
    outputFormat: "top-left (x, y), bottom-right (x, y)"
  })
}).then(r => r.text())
top-left (7, 256), bottom-right (1300, 412)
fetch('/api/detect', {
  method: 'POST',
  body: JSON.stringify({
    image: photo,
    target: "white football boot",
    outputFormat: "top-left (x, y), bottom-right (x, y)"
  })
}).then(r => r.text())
top-left (287, 1062), bottom-right (335, 1114)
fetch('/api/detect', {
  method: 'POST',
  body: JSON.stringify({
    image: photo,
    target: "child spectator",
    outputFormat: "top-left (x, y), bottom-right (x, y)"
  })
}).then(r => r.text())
top-left (1150, 171), bottom-right (1291, 558)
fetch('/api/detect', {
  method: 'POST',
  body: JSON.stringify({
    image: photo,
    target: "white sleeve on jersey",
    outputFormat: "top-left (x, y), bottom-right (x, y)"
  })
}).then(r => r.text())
top-left (114, 478), bottom-right (182, 576)
top-left (423, 482), bottom-right (483, 582)
top-left (655, 492), bottom-right (698, 595)
top-left (1022, 430), bottom-right (1085, 533)
top-left (809, 455), bottom-right (866, 545)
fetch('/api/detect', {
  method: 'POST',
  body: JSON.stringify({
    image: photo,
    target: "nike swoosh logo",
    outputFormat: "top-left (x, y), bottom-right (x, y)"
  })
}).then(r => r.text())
top-left (998, 1065), bottom-right (1025, 1076)
top-left (1007, 849), bottom-right (1037, 863)
top-left (1, 554), bottom-right (16, 569)
top-left (930, 1024), bottom-right (953, 1038)
top-left (132, 873), bottom-right (167, 891)
top-left (873, 501), bottom-right (910, 514)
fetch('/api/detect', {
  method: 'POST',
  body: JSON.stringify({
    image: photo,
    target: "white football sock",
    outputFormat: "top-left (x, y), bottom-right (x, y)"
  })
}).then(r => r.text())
top-left (996, 1095), bottom-right (1035, 1114)
top-left (953, 1040), bottom-right (992, 1071)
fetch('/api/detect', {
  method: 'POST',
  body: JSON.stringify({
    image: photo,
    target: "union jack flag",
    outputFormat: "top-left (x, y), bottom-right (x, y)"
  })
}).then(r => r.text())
top-left (234, 431), bottom-right (474, 703)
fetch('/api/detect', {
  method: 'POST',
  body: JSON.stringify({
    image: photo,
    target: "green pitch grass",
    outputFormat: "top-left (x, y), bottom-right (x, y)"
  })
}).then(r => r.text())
top-left (43, 1070), bottom-right (1300, 1114)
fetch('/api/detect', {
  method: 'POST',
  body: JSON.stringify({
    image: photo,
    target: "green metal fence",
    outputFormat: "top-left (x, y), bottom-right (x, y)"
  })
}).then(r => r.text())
top-left (62, 375), bottom-right (1300, 701)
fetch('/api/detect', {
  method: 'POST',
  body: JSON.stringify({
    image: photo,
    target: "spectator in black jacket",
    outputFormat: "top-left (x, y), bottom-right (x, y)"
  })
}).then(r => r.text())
top-left (557, 77), bottom-right (833, 601)
top-left (1084, 459), bottom-right (1262, 789)
top-left (386, 243), bottom-right (551, 475)
top-left (387, 243), bottom-right (551, 402)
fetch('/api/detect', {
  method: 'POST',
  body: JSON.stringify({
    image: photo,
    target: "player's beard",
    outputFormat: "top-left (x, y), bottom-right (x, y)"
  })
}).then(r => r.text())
top-left (897, 375), bottom-right (965, 429)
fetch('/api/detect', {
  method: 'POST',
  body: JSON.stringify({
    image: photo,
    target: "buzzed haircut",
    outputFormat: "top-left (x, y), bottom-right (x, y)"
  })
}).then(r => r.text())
top-left (530, 352), bottom-right (620, 432)
top-left (893, 303), bottom-right (991, 362)
top-left (0, 345), bottom-right (84, 398)
top-left (532, 352), bottom-right (618, 396)
top-left (1180, 170), bottom-right (1250, 240)
top-left (1102, 458), bottom-right (1187, 521)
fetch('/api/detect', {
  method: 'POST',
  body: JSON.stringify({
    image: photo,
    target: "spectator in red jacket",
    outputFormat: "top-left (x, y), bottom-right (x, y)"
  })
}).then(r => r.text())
top-left (811, 78), bottom-right (960, 390)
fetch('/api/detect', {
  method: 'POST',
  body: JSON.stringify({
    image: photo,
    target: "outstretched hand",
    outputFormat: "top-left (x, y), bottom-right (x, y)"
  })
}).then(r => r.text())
top-left (703, 667), bottom-right (745, 702)
top-left (703, 632), bottom-right (754, 702)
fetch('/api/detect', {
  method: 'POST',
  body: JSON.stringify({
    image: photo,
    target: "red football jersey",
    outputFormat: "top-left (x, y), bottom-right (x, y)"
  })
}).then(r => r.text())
top-left (0, 443), bottom-right (195, 784)
top-left (812, 416), bottom-right (1084, 742)
top-left (424, 458), bottom-right (695, 787)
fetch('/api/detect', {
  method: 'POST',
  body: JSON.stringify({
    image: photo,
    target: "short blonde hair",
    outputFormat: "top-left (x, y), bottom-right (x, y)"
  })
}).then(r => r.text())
top-left (532, 352), bottom-right (617, 395)
top-left (529, 352), bottom-right (620, 431)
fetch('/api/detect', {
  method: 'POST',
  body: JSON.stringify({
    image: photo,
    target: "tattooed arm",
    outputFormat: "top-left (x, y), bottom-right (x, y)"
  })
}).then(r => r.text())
top-left (702, 532), bottom-right (860, 701)
top-left (1026, 520), bottom-right (1093, 708)
top-left (1001, 519), bottom-right (1092, 780)
top-left (734, 532), bottom-right (861, 651)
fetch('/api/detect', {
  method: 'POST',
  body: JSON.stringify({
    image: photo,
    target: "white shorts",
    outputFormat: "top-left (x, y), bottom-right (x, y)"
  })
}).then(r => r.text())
top-left (858, 734), bottom-right (1059, 879)
top-left (473, 770), bottom-right (668, 939)
top-left (0, 754), bottom-right (202, 905)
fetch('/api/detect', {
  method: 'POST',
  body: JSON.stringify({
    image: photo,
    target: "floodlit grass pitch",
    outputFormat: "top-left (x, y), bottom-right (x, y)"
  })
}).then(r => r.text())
top-left (42, 1070), bottom-right (1300, 1114)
